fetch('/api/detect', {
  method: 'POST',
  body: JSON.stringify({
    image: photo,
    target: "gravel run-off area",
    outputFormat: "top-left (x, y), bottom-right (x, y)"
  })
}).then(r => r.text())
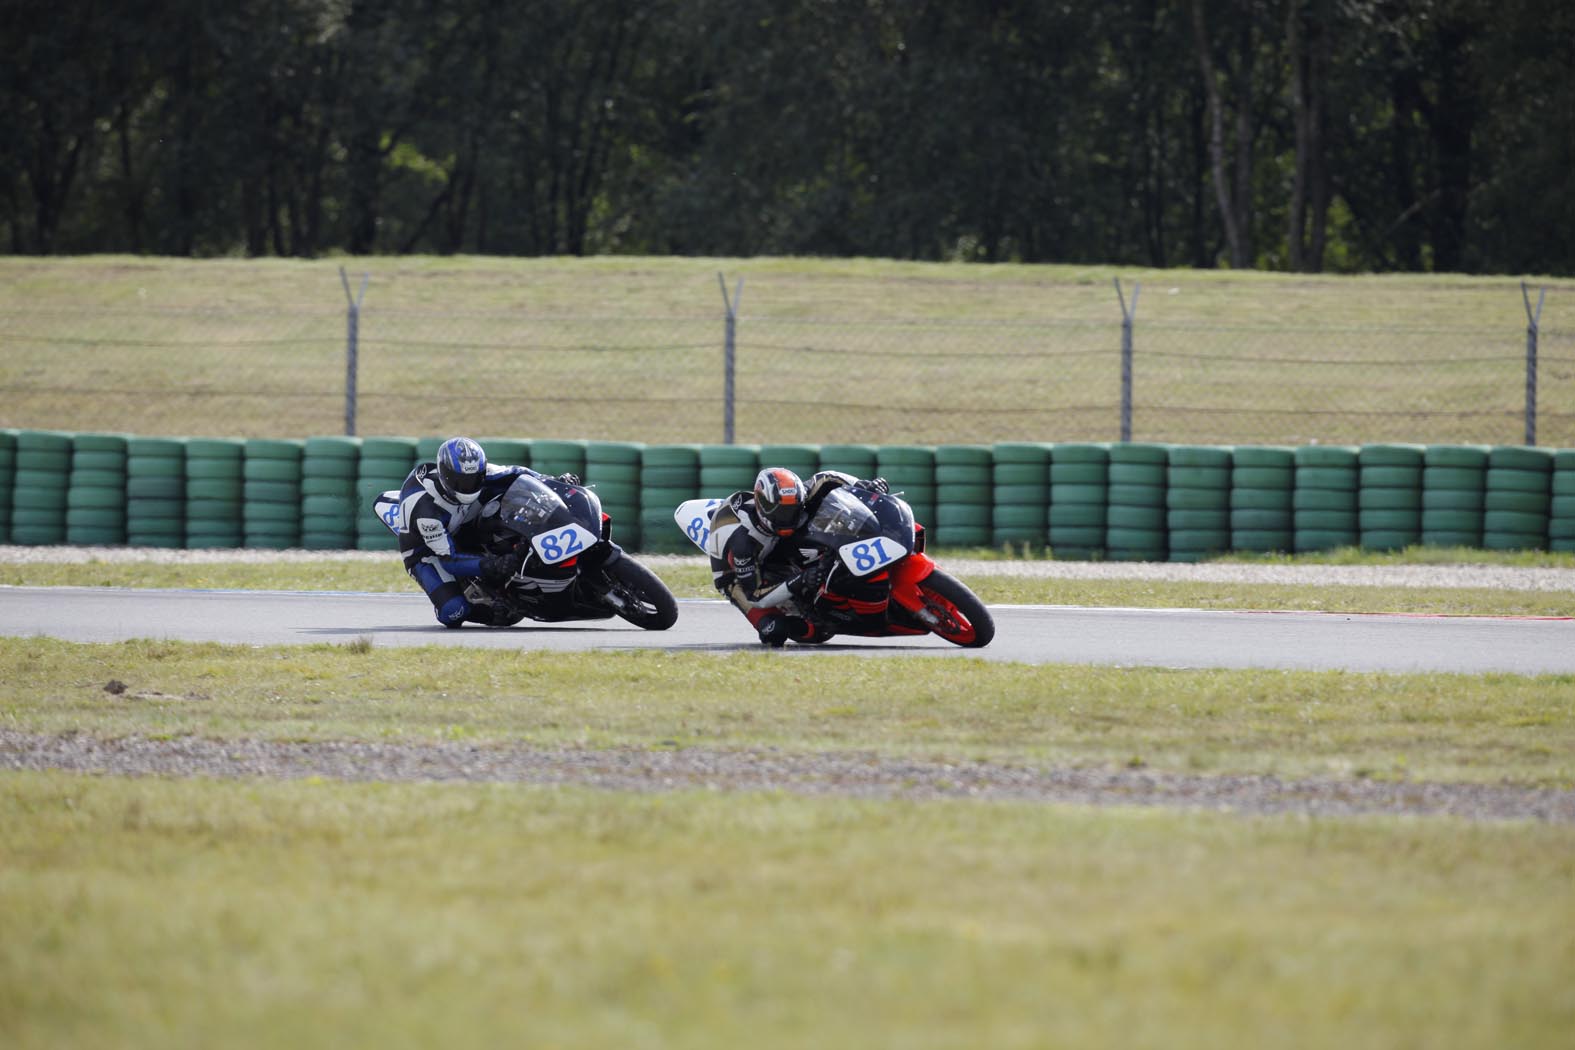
top-left (4, 731), bottom-right (1572, 825)
top-left (6, 546), bottom-right (1573, 822)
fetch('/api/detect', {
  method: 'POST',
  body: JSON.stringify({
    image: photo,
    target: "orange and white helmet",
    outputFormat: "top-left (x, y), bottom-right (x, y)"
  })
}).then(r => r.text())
top-left (753, 466), bottom-right (806, 536)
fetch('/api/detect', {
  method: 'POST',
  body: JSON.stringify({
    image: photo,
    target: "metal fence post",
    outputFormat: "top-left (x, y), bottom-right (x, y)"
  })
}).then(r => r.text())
top-left (1114, 277), bottom-right (1141, 442)
top-left (1522, 281), bottom-right (1545, 445)
top-left (339, 267), bottom-right (369, 436)
top-left (719, 273), bottom-right (743, 444)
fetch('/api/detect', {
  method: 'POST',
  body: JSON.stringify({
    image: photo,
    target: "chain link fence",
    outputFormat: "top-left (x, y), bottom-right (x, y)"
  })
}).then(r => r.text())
top-left (1, 265), bottom-right (1569, 447)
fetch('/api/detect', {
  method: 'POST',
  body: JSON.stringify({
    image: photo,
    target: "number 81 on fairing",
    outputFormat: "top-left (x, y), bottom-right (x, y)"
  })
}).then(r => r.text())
top-left (837, 536), bottom-right (902, 576)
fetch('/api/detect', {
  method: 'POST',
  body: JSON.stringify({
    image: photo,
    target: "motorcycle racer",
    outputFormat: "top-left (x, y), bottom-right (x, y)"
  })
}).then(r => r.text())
top-left (708, 466), bottom-right (888, 647)
top-left (394, 436), bottom-right (580, 627)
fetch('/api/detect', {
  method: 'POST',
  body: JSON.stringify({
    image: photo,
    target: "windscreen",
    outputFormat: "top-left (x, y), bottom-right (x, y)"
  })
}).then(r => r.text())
top-left (497, 476), bottom-right (565, 534)
top-left (807, 487), bottom-right (877, 540)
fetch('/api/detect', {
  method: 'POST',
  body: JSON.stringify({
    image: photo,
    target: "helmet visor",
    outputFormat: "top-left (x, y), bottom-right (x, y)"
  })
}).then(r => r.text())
top-left (446, 468), bottom-right (483, 503)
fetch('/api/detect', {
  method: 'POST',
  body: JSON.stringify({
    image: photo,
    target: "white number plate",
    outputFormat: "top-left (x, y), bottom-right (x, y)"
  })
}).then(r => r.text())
top-left (531, 522), bottom-right (598, 565)
top-left (375, 490), bottom-right (404, 535)
top-left (674, 498), bottom-right (724, 554)
top-left (837, 536), bottom-right (905, 576)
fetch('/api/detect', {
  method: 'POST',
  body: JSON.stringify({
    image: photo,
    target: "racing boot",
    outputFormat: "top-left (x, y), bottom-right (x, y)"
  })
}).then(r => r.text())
top-left (756, 614), bottom-right (820, 648)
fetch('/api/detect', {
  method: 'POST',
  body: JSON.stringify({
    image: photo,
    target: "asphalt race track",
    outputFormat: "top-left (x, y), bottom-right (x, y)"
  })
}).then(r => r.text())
top-left (3, 585), bottom-right (1573, 674)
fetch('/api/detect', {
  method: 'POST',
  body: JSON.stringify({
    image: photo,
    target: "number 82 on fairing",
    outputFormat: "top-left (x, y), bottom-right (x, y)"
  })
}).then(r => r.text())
top-left (531, 522), bottom-right (598, 565)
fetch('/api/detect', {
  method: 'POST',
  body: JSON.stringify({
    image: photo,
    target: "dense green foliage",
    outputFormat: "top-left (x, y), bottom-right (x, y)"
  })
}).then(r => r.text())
top-left (4, 0), bottom-right (1572, 273)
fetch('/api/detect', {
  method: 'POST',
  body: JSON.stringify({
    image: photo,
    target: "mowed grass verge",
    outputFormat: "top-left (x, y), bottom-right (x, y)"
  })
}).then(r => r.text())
top-left (3, 771), bottom-right (1573, 1050)
top-left (5, 637), bottom-right (1573, 786)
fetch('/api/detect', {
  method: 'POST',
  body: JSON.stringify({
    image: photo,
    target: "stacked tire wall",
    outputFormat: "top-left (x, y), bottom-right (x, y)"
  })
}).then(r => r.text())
top-left (185, 439), bottom-right (244, 549)
top-left (4, 429), bottom-right (1575, 558)
top-left (1230, 446), bottom-right (1294, 554)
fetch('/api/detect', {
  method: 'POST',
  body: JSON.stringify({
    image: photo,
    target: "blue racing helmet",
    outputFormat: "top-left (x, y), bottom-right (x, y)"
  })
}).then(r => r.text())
top-left (436, 437), bottom-right (487, 504)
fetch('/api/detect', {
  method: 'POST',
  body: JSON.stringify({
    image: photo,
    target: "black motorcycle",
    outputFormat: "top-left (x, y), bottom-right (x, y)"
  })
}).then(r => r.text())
top-left (677, 484), bottom-right (994, 647)
top-left (381, 474), bottom-right (677, 630)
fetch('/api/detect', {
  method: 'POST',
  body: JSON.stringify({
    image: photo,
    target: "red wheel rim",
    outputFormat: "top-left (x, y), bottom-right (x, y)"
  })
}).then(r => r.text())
top-left (920, 587), bottom-right (977, 645)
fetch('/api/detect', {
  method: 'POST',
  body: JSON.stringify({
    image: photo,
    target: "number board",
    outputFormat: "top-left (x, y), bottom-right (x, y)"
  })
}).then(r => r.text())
top-left (836, 536), bottom-right (905, 576)
top-left (375, 491), bottom-right (404, 535)
top-left (531, 522), bottom-right (598, 565)
top-left (673, 498), bottom-right (723, 554)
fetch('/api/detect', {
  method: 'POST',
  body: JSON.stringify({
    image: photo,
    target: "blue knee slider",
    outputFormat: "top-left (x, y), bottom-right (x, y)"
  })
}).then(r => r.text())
top-left (436, 595), bottom-right (471, 627)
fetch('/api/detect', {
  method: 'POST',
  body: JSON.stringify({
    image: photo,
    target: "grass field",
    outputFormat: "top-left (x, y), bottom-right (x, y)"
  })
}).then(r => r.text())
top-left (2, 256), bottom-right (1572, 444)
top-left (4, 772), bottom-right (1572, 1050)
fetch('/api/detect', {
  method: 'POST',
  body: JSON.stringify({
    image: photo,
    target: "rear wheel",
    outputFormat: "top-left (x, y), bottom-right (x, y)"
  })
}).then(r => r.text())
top-left (916, 570), bottom-right (994, 648)
top-left (600, 556), bottom-right (679, 630)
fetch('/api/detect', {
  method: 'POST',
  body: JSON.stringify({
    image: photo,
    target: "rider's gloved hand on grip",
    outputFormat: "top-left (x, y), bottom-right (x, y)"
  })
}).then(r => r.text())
top-left (556, 472), bottom-right (580, 486)
top-left (480, 546), bottom-right (526, 584)
top-left (786, 560), bottom-right (827, 600)
top-left (855, 476), bottom-right (889, 494)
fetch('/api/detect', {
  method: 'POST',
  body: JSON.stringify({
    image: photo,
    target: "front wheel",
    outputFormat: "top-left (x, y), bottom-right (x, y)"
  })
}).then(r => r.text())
top-left (916, 570), bottom-right (994, 648)
top-left (598, 556), bottom-right (679, 630)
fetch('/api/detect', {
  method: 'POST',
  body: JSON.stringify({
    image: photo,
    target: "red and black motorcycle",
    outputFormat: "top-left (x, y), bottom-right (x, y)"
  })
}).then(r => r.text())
top-left (676, 484), bottom-right (994, 648)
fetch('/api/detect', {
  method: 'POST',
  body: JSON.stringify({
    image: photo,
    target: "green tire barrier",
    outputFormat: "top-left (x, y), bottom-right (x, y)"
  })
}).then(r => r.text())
top-left (1232, 466), bottom-right (1294, 489)
top-left (933, 445), bottom-right (993, 548)
top-left (13, 434), bottom-right (1575, 558)
top-left (758, 444), bottom-right (820, 480)
top-left (11, 431), bottom-right (73, 545)
top-left (1358, 443), bottom-right (1426, 467)
top-left (640, 445), bottom-right (701, 553)
top-left (991, 443), bottom-right (1051, 549)
top-left (1357, 444), bottom-right (1423, 551)
top-left (585, 441), bottom-right (645, 549)
top-left (1551, 451), bottom-right (1575, 551)
top-left (300, 436), bottom-right (360, 550)
top-left (124, 438), bottom-right (185, 547)
top-left (242, 439), bottom-right (302, 549)
top-left (67, 434), bottom-right (127, 546)
top-left (0, 429), bottom-right (15, 543)
top-left (817, 443), bottom-right (878, 479)
top-left (877, 445), bottom-right (937, 534)
top-left (1105, 443), bottom-right (1168, 560)
top-left (1421, 445), bottom-right (1488, 548)
top-left (1107, 483), bottom-right (1165, 508)
top-left (1481, 446), bottom-right (1552, 551)
top-left (1293, 445), bottom-right (1358, 552)
top-left (1232, 488), bottom-right (1293, 512)
top-left (1049, 443), bottom-right (1111, 559)
top-left (1360, 488), bottom-right (1422, 510)
top-left (481, 438), bottom-right (531, 467)
top-left (585, 440), bottom-right (645, 550)
top-left (698, 444), bottom-right (760, 495)
top-left (530, 439), bottom-right (587, 479)
top-left (1166, 445), bottom-right (1231, 563)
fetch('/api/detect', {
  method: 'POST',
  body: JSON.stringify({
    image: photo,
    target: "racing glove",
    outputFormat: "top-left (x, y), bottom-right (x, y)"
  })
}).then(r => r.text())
top-left (786, 559), bottom-right (828, 600)
top-left (855, 476), bottom-right (889, 494)
top-left (556, 472), bottom-right (581, 486)
top-left (479, 545), bottom-right (527, 584)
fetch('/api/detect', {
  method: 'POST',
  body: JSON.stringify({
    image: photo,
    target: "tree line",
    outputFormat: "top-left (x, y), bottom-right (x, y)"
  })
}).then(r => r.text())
top-left (4, 0), bottom-right (1571, 274)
